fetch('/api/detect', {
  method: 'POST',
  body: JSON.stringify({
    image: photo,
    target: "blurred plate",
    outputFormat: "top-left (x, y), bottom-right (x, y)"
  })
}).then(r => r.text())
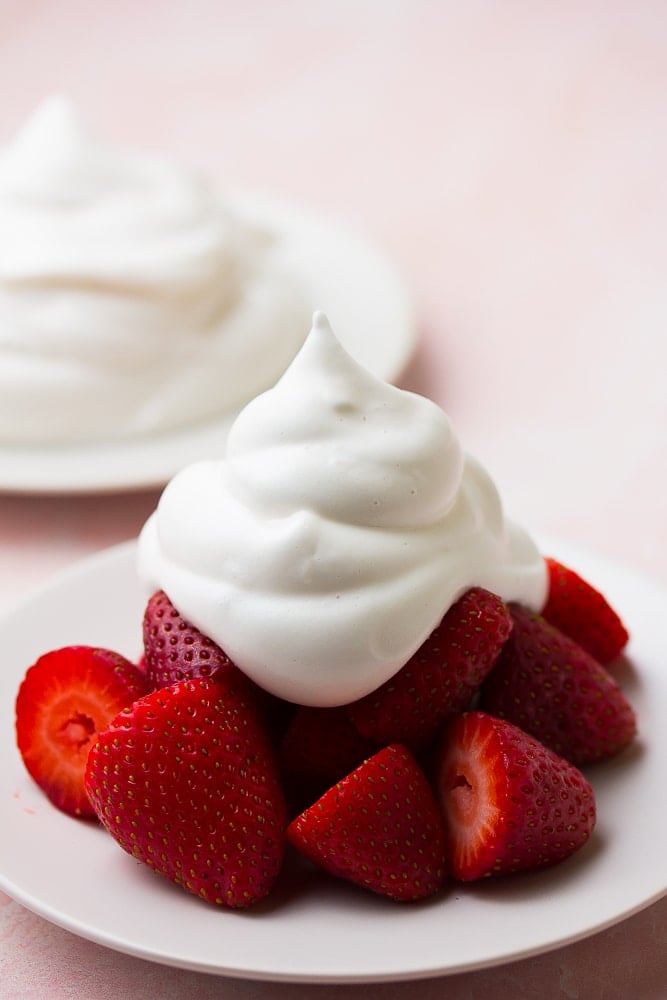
top-left (0, 191), bottom-right (417, 495)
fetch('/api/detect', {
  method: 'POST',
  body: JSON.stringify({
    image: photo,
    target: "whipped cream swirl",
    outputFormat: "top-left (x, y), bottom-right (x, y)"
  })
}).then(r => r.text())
top-left (139, 313), bottom-right (547, 705)
top-left (0, 97), bottom-right (309, 443)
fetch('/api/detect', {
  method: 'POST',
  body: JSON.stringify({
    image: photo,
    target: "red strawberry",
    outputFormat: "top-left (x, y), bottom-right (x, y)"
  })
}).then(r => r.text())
top-left (84, 670), bottom-right (287, 908)
top-left (142, 589), bottom-right (289, 739)
top-left (432, 711), bottom-right (596, 881)
top-left (142, 590), bottom-right (234, 690)
top-left (286, 743), bottom-right (447, 902)
top-left (347, 588), bottom-right (512, 752)
top-left (542, 557), bottom-right (629, 664)
top-left (479, 604), bottom-right (637, 764)
top-left (278, 705), bottom-right (379, 808)
top-left (15, 646), bottom-right (148, 818)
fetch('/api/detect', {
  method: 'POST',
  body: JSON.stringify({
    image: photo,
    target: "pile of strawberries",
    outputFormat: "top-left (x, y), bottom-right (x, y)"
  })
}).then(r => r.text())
top-left (14, 557), bottom-right (636, 908)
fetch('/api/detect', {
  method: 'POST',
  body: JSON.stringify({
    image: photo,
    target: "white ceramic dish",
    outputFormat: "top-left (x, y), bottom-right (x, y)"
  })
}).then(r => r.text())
top-left (1, 538), bottom-right (665, 983)
top-left (0, 191), bottom-right (417, 495)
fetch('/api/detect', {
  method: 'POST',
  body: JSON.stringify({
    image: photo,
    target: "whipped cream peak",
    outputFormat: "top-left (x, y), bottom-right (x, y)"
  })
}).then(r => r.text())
top-left (1, 96), bottom-right (85, 187)
top-left (138, 314), bottom-right (548, 707)
top-left (0, 98), bottom-right (310, 443)
top-left (1, 97), bottom-right (151, 206)
top-left (226, 311), bottom-right (464, 529)
top-left (2, 97), bottom-right (190, 202)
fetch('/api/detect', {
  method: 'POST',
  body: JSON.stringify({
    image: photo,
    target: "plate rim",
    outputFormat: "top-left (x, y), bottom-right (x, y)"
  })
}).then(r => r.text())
top-left (1, 536), bottom-right (666, 983)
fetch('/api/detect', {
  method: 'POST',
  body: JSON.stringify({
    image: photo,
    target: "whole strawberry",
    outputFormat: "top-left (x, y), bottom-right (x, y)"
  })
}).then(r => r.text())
top-left (542, 557), bottom-right (629, 664)
top-left (15, 645), bottom-right (148, 818)
top-left (142, 590), bottom-right (234, 690)
top-left (433, 711), bottom-right (596, 881)
top-left (479, 604), bottom-right (637, 764)
top-left (286, 743), bottom-right (447, 902)
top-left (347, 588), bottom-right (512, 752)
top-left (85, 670), bottom-right (287, 908)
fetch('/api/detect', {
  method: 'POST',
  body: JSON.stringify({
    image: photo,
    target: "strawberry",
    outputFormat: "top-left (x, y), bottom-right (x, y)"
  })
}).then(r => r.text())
top-left (286, 743), bottom-right (447, 902)
top-left (84, 670), bottom-right (287, 908)
top-left (141, 589), bottom-right (289, 739)
top-left (142, 590), bottom-right (234, 690)
top-left (541, 557), bottom-right (629, 664)
top-left (347, 588), bottom-right (512, 752)
top-left (278, 705), bottom-right (379, 809)
top-left (15, 646), bottom-right (148, 818)
top-left (479, 604), bottom-right (637, 764)
top-left (432, 711), bottom-right (596, 881)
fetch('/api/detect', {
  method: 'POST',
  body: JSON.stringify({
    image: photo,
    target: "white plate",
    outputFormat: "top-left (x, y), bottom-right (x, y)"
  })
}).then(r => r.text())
top-left (1, 539), bottom-right (665, 983)
top-left (0, 191), bottom-right (417, 495)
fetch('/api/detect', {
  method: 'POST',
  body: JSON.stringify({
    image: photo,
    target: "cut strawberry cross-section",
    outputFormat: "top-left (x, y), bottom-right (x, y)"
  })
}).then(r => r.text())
top-left (433, 711), bottom-right (597, 881)
top-left (15, 645), bottom-right (148, 817)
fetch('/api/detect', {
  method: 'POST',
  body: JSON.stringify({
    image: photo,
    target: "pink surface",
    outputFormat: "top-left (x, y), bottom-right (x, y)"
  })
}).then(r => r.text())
top-left (0, 2), bottom-right (665, 998)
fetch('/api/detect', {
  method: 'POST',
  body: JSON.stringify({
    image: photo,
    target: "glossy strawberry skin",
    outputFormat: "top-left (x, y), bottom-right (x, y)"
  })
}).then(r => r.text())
top-left (15, 646), bottom-right (148, 818)
top-left (286, 743), bottom-right (447, 902)
top-left (278, 705), bottom-right (379, 811)
top-left (479, 604), bottom-right (637, 765)
top-left (542, 558), bottom-right (629, 664)
top-left (433, 711), bottom-right (596, 881)
top-left (142, 590), bottom-right (234, 690)
top-left (84, 670), bottom-right (286, 908)
top-left (347, 588), bottom-right (513, 752)
top-left (141, 589), bottom-right (290, 739)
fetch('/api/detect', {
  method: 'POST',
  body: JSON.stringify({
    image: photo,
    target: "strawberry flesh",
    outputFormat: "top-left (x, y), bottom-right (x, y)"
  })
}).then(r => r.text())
top-left (15, 646), bottom-right (148, 817)
top-left (433, 711), bottom-right (596, 880)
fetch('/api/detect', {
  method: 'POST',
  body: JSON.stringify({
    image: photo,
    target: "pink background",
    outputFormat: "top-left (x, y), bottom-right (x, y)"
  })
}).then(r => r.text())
top-left (1, 2), bottom-right (665, 997)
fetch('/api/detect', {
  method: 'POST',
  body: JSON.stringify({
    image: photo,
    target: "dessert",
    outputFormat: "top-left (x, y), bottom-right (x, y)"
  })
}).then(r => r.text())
top-left (13, 313), bottom-right (636, 909)
top-left (0, 97), bottom-right (310, 444)
top-left (137, 311), bottom-right (548, 706)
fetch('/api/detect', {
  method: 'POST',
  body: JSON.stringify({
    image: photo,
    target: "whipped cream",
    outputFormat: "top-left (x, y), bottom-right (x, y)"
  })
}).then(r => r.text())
top-left (0, 97), bottom-right (310, 443)
top-left (138, 313), bottom-right (547, 706)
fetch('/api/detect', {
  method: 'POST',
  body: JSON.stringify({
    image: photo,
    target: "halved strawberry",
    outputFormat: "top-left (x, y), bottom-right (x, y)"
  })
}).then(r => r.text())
top-left (479, 604), bottom-right (637, 764)
top-left (432, 711), bottom-right (596, 881)
top-left (142, 590), bottom-right (234, 690)
top-left (84, 669), bottom-right (287, 908)
top-left (541, 557), bottom-right (629, 664)
top-left (15, 646), bottom-right (148, 818)
top-left (347, 588), bottom-right (512, 752)
top-left (286, 743), bottom-right (447, 902)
